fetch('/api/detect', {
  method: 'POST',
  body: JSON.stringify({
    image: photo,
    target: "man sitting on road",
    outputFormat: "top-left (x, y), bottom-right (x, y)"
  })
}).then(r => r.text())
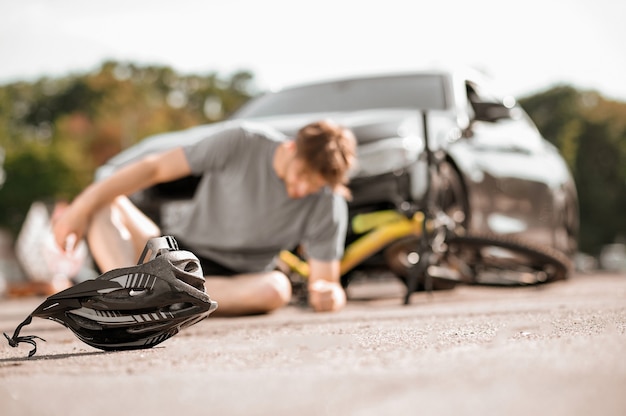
top-left (53, 120), bottom-right (357, 315)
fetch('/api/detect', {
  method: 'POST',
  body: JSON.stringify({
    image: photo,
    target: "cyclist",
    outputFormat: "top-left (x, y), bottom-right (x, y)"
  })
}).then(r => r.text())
top-left (53, 120), bottom-right (357, 316)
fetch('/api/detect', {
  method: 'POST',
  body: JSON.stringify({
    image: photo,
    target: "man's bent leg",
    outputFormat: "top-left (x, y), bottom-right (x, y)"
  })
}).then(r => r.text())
top-left (204, 270), bottom-right (292, 316)
top-left (112, 196), bottom-right (161, 257)
top-left (88, 196), bottom-right (161, 271)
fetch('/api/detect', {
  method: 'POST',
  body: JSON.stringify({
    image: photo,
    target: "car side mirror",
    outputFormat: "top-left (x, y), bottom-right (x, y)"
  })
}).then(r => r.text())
top-left (472, 101), bottom-right (513, 122)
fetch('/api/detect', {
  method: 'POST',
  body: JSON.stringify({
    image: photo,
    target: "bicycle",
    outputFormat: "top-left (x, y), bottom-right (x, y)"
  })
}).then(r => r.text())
top-left (279, 111), bottom-right (573, 305)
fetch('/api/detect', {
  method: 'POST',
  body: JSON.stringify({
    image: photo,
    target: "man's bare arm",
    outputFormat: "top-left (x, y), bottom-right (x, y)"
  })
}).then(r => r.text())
top-left (53, 148), bottom-right (191, 249)
top-left (307, 258), bottom-right (346, 312)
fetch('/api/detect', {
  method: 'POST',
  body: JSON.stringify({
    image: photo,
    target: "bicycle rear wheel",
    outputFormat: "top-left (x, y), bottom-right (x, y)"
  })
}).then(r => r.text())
top-left (444, 232), bottom-right (572, 285)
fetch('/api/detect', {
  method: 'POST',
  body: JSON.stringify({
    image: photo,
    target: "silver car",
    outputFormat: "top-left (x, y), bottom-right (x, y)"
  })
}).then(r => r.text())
top-left (97, 67), bottom-right (579, 281)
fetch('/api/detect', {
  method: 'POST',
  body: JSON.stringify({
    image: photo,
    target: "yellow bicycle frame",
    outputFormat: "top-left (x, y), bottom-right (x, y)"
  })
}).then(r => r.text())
top-left (279, 210), bottom-right (426, 278)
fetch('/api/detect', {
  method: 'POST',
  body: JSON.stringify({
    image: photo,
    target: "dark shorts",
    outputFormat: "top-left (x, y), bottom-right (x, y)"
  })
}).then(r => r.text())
top-left (196, 255), bottom-right (240, 277)
top-left (176, 240), bottom-right (239, 277)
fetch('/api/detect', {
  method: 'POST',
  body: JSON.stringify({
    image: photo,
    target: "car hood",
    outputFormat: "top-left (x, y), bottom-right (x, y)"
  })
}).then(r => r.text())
top-left (243, 109), bottom-right (426, 144)
top-left (96, 109), bottom-right (442, 181)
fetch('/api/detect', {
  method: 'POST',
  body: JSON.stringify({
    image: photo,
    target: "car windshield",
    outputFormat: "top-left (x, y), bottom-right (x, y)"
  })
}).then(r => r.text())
top-left (232, 73), bottom-right (448, 118)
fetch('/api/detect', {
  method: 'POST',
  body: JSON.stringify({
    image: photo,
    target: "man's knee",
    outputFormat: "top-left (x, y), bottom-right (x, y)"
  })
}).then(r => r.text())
top-left (89, 204), bottom-right (123, 238)
top-left (260, 271), bottom-right (292, 311)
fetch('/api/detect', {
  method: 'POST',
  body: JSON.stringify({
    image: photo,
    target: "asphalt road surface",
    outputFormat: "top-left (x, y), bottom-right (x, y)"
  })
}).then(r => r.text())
top-left (1, 272), bottom-right (625, 416)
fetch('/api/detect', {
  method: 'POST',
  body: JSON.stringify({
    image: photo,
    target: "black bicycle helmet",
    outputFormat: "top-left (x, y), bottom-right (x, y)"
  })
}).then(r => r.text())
top-left (4, 236), bottom-right (218, 357)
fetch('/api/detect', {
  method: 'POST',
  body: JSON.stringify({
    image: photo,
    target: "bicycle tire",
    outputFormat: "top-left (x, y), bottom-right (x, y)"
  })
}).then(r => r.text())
top-left (445, 232), bottom-right (573, 285)
top-left (382, 159), bottom-right (470, 292)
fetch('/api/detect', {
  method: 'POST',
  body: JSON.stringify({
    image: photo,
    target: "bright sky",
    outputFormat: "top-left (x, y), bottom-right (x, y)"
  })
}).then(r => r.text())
top-left (1, 0), bottom-right (625, 101)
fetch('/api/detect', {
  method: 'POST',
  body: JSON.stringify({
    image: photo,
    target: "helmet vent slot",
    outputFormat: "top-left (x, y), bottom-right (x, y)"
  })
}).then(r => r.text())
top-left (184, 261), bottom-right (200, 273)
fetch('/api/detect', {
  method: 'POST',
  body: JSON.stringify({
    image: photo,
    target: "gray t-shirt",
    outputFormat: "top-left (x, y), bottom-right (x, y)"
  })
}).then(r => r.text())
top-left (170, 122), bottom-right (348, 273)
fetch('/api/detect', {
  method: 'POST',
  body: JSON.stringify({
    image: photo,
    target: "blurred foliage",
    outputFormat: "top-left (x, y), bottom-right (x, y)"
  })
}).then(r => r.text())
top-left (0, 61), bottom-right (256, 236)
top-left (0, 61), bottom-right (625, 256)
top-left (519, 87), bottom-right (626, 254)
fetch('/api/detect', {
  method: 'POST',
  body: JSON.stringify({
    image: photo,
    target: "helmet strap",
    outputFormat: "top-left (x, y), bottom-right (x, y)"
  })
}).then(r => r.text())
top-left (3, 314), bottom-right (46, 358)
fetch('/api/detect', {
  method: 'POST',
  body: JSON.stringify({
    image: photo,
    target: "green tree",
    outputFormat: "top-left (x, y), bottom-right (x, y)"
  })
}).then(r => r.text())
top-left (520, 87), bottom-right (626, 254)
top-left (0, 141), bottom-right (86, 235)
top-left (0, 61), bottom-right (258, 236)
top-left (575, 121), bottom-right (626, 251)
